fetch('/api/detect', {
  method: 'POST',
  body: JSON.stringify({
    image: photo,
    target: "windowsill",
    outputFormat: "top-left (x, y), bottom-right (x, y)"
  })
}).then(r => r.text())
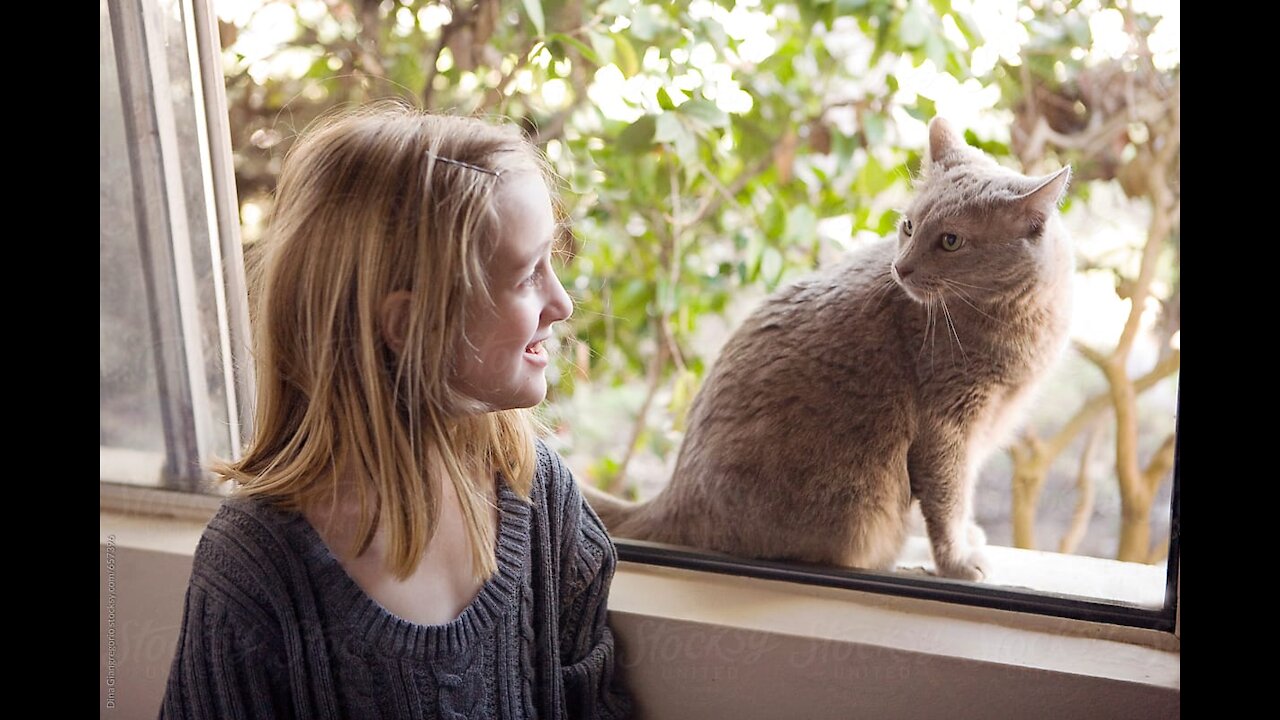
top-left (894, 536), bottom-right (1167, 608)
top-left (100, 495), bottom-right (1178, 716)
top-left (610, 560), bottom-right (1178, 673)
top-left (100, 489), bottom-right (1179, 650)
top-left (98, 483), bottom-right (1169, 618)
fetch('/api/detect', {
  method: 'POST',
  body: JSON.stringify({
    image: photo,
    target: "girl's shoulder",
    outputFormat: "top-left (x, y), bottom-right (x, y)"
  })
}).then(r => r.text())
top-left (531, 437), bottom-right (585, 516)
top-left (187, 494), bottom-right (315, 610)
top-left (200, 493), bottom-right (308, 555)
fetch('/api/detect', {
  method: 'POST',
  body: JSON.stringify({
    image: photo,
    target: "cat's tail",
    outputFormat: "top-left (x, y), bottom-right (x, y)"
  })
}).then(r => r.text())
top-left (578, 482), bottom-right (644, 534)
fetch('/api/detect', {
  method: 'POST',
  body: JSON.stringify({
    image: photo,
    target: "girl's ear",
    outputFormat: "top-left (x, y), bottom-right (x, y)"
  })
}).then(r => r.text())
top-left (380, 290), bottom-right (413, 355)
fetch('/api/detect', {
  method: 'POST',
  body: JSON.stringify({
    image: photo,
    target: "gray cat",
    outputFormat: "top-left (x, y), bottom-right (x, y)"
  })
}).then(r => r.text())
top-left (585, 117), bottom-right (1073, 581)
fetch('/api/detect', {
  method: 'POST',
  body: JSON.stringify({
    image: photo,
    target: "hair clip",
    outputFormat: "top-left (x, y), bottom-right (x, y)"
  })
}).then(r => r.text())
top-left (426, 151), bottom-right (502, 178)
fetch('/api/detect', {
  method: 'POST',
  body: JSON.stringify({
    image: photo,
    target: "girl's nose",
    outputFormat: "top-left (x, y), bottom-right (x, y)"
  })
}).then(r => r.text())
top-left (547, 270), bottom-right (573, 323)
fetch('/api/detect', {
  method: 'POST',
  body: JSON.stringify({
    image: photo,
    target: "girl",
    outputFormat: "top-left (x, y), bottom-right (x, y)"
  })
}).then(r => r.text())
top-left (161, 103), bottom-right (632, 719)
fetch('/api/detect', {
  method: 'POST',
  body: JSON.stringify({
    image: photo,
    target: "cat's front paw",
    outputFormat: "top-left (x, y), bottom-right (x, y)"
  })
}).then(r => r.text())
top-left (936, 548), bottom-right (991, 582)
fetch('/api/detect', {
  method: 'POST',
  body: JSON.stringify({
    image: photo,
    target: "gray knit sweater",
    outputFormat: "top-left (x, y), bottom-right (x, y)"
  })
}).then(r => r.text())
top-left (160, 441), bottom-right (632, 719)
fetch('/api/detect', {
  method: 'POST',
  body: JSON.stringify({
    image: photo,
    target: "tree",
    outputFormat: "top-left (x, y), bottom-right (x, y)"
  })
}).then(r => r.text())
top-left (996, 1), bottom-right (1180, 561)
top-left (220, 0), bottom-right (1180, 562)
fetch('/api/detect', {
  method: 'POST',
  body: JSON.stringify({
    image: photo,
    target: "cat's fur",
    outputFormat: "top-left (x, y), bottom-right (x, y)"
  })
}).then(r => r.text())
top-left (585, 118), bottom-right (1073, 580)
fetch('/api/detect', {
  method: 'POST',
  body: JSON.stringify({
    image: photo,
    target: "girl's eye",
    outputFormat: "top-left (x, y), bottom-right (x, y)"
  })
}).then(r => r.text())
top-left (902, 219), bottom-right (913, 237)
top-left (521, 257), bottom-right (549, 288)
top-left (941, 233), bottom-right (962, 252)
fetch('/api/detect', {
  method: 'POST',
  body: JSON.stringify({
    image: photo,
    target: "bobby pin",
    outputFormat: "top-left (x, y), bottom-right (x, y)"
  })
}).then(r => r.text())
top-left (426, 151), bottom-right (502, 178)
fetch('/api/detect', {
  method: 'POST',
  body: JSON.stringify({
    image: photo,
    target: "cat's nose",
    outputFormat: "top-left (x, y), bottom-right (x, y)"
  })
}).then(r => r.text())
top-left (895, 263), bottom-right (914, 280)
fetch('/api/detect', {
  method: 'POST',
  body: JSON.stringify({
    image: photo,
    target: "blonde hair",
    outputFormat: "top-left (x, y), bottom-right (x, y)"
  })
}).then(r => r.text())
top-left (217, 102), bottom-right (551, 581)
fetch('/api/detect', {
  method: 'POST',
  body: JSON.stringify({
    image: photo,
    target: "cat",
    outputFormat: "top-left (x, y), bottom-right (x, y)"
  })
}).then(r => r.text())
top-left (583, 117), bottom-right (1073, 581)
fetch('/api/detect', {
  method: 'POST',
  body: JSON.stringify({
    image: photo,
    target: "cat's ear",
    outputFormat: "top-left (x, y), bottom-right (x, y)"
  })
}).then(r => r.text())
top-left (927, 117), bottom-right (966, 168)
top-left (1014, 166), bottom-right (1072, 236)
top-left (1016, 166), bottom-right (1072, 212)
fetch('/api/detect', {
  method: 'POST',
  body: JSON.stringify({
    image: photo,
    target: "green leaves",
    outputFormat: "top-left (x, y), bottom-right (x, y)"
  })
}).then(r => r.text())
top-left (548, 33), bottom-right (601, 66)
top-left (855, 152), bottom-right (897, 197)
top-left (678, 99), bottom-right (728, 130)
top-left (616, 98), bottom-right (730, 157)
top-left (221, 0), bottom-right (1179, 502)
top-left (654, 113), bottom-right (695, 159)
top-left (617, 115), bottom-right (657, 153)
top-left (861, 112), bottom-right (887, 147)
top-left (521, 0), bottom-right (546, 37)
top-left (613, 33), bottom-right (640, 77)
top-left (900, 2), bottom-right (931, 47)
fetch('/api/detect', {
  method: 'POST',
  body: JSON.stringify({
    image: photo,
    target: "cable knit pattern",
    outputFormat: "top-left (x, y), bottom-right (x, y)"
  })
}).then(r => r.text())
top-left (160, 440), bottom-right (632, 720)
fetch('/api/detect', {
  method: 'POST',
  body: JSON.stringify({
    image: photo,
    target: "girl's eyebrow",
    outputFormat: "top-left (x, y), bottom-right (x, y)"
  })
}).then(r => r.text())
top-left (521, 238), bottom-right (553, 266)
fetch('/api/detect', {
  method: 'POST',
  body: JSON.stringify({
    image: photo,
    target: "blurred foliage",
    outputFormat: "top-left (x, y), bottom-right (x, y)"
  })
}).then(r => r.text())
top-left (221, 0), bottom-right (1179, 555)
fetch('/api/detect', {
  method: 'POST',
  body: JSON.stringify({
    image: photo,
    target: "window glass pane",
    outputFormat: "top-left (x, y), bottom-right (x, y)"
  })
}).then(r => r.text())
top-left (155, 0), bottom-right (234, 465)
top-left (100, 0), bottom-right (239, 487)
top-left (101, 0), bottom-right (167, 483)
top-left (212, 0), bottom-right (1179, 625)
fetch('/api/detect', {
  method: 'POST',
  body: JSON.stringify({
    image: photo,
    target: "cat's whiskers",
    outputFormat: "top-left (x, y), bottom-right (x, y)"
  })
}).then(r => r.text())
top-left (918, 294), bottom-right (941, 375)
top-left (930, 297), bottom-right (938, 373)
top-left (918, 298), bottom-right (933, 362)
top-left (938, 296), bottom-right (970, 366)
top-left (942, 280), bottom-right (1003, 324)
top-left (870, 277), bottom-right (898, 307)
top-left (943, 279), bottom-right (996, 292)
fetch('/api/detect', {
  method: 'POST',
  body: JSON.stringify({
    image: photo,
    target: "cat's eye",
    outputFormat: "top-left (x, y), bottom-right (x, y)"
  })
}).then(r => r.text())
top-left (902, 219), bottom-right (913, 237)
top-left (941, 233), bottom-right (962, 252)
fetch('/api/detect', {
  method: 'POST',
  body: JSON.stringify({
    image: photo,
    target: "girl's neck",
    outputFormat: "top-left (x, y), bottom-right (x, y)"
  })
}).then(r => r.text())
top-left (301, 464), bottom-right (499, 626)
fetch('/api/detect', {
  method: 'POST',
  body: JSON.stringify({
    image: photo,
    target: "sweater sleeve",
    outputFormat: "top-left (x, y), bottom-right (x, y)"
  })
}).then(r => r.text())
top-left (159, 537), bottom-right (295, 719)
top-left (541, 446), bottom-right (634, 720)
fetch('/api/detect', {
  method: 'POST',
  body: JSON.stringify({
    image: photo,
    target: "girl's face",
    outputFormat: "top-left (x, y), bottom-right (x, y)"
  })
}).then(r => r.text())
top-left (454, 173), bottom-right (573, 411)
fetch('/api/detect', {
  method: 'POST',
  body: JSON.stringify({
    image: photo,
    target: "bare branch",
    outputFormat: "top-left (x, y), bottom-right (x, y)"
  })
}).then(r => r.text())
top-left (354, 0), bottom-right (387, 79)
top-left (1045, 348), bottom-right (1179, 459)
top-left (680, 99), bottom-right (852, 231)
top-left (1059, 422), bottom-right (1102, 554)
top-left (531, 106), bottom-right (576, 145)
top-left (1143, 432), bottom-right (1178, 495)
top-left (609, 317), bottom-right (670, 496)
top-left (421, 1), bottom-right (462, 107)
top-left (680, 153), bottom-right (775, 230)
top-left (1147, 539), bottom-right (1170, 565)
top-left (1072, 340), bottom-right (1110, 370)
top-left (1117, 90), bottom-right (1180, 358)
top-left (1010, 433), bottom-right (1049, 549)
top-left (477, 45), bottom-right (538, 115)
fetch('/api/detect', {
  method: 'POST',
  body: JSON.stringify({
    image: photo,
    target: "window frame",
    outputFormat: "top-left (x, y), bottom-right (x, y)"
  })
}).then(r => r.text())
top-left (614, 392), bottom-right (1180, 632)
top-left (100, 0), bottom-right (253, 492)
top-left (99, 0), bottom-right (1180, 636)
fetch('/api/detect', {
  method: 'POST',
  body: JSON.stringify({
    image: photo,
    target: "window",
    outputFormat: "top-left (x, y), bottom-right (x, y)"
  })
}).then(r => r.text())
top-left (100, 0), bottom-right (251, 493)
top-left (101, 0), bottom-right (1180, 633)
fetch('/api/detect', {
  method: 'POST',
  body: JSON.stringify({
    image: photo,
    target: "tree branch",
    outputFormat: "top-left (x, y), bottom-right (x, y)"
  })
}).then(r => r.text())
top-left (609, 317), bottom-right (669, 496)
top-left (682, 153), bottom-right (774, 230)
top-left (1116, 88), bottom-right (1180, 358)
top-left (1146, 539), bottom-right (1169, 565)
top-left (1142, 432), bottom-right (1177, 496)
top-left (1021, 94), bottom-right (1174, 171)
top-left (477, 44), bottom-right (538, 115)
top-left (1045, 348), bottom-right (1179, 460)
top-left (421, 1), bottom-right (462, 107)
top-left (354, 0), bottom-right (387, 80)
top-left (1059, 421), bottom-right (1101, 554)
top-left (679, 98), bottom-right (850, 232)
top-left (1072, 340), bottom-right (1110, 370)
